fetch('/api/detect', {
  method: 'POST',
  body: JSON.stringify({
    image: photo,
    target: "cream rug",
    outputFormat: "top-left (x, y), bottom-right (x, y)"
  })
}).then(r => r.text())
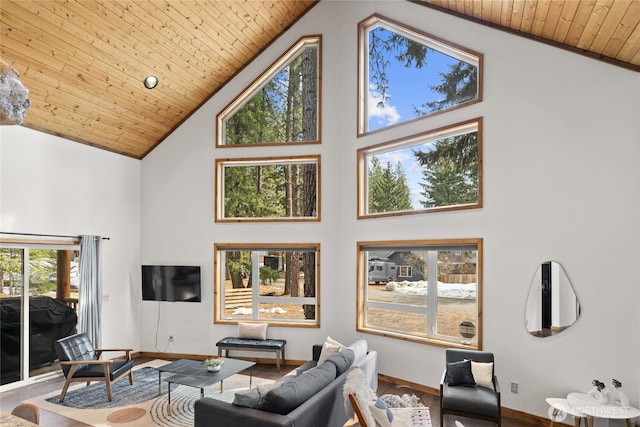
top-left (26, 359), bottom-right (274, 426)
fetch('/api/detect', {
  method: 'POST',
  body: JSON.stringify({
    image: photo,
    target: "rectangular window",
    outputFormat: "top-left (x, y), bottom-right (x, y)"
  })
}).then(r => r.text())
top-left (214, 243), bottom-right (319, 327)
top-left (357, 118), bottom-right (482, 218)
top-left (357, 239), bottom-right (482, 349)
top-left (397, 265), bottom-right (412, 278)
top-left (215, 156), bottom-right (320, 222)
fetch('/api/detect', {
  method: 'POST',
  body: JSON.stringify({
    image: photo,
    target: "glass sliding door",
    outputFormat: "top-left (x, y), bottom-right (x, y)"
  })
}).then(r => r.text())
top-left (0, 247), bottom-right (26, 385)
top-left (0, 242), bottom-right (79, 387)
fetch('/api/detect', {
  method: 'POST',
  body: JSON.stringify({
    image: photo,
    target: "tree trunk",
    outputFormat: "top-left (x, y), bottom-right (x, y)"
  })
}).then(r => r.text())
top-left (227, 251), bottom-right (245, 289)
top-left (56, 250), bottom-right (71, 300)
top-left (301, 47), bottom-right (318, 319)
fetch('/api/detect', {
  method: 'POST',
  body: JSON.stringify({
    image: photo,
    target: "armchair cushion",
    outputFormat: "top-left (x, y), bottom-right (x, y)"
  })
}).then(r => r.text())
top-left (441, 384), bottom-right (499, 417)
top-left (64, 359), bottom-right (134, 381)
top-left (446, 360), bottom-right (476, 387)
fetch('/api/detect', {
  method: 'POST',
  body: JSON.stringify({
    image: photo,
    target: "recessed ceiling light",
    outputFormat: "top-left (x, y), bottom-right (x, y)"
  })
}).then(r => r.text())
top-left (143, 75), bottom-right (158, 89)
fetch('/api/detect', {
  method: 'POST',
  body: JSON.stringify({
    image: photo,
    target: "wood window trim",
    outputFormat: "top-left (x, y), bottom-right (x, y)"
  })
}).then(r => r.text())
top-left (215, 155), bottom-right (321, 223)
top-left (357, 13), bottom-right (483, 137)
top-left (356, 238), bottom-right (483, 350)
top-left (216, 35), bottom-right (322, 148)
top-left (214, 243), bottom-right (321, 327)
top-left (357, 118), bottom-right (483, 219)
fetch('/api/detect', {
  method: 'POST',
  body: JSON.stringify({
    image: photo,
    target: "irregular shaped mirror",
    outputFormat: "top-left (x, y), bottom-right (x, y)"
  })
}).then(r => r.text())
top-left (526, 261), bottom-right (580, 337)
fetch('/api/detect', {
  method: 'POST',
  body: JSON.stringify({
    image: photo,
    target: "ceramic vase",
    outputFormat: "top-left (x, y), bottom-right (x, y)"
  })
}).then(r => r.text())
top-left (608, 388), bottom-right (630, 408)
top-left (587, 387), bottom-right (608, 404)
top-left (207, 365), bottom-right (221, 372)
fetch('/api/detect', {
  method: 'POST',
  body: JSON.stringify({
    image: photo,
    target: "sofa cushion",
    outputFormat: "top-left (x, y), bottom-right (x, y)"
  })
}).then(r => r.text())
top-left (259, 361), bottom-right (337, 414)
top-left (232, 381), bottom-right (281, 408)
top-left (325, 348), bottom-right (354, 376)
top-left (282, 360), bottom-right (317, 380)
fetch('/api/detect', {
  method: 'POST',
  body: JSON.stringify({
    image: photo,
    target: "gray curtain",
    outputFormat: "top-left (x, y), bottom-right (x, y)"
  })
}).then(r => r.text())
top-left (79, 235), bottom-right (102, 346)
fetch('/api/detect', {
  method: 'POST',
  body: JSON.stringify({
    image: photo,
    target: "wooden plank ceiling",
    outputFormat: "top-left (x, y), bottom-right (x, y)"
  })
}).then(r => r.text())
top-left (1, 1), bottom-right (638, 159)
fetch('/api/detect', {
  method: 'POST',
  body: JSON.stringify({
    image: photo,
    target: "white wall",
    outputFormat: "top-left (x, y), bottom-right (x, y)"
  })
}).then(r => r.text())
top-left (141, 1), bottom-right (640, 420)
top-left (0, 126), bottom-right (141, 349)
top-left (2, 0), bottom-right (634, 421)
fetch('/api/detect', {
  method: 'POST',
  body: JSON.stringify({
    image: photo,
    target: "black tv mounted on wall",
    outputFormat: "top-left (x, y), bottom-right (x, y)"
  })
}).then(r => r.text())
top-left (141, 265), bottom-right (201, 302)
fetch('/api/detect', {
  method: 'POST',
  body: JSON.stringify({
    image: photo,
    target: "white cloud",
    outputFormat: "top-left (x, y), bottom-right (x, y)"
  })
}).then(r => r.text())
top-left (368, 85), bottom-right (401, 126)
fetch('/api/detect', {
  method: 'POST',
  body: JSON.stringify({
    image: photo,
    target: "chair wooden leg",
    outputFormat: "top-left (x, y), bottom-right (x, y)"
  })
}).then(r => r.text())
top-left (103, 364), bottom-right (113, 401)
top-left (105, 379), bottom-right (113, 401)
top-left (59, 364), bottom-right (79, 403)
top-left (129, 370), bottom-right (134, 385)
top-left (59, 379), bottom-right (72, 403)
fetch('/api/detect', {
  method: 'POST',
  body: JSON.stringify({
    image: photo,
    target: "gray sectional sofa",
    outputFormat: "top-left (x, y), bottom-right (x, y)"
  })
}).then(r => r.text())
top-left (194, 339), bottom-right (377, 427)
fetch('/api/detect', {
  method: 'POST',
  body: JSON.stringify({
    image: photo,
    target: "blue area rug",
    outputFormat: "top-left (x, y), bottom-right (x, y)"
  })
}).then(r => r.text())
top-left (28, 360), bottom-right (274, 426)
top-left (45, 366), bottom-right (168, 409)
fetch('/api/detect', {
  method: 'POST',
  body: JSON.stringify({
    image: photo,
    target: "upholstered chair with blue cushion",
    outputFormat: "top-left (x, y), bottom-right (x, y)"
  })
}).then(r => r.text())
top-left (54, 332), bottom-right (134, 402)
top-left (440, 348), bottom-right (501, 426)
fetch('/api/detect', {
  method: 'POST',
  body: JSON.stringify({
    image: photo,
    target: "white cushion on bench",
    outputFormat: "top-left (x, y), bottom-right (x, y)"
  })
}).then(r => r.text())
top-left (238, 322), bottom-right (268, 340)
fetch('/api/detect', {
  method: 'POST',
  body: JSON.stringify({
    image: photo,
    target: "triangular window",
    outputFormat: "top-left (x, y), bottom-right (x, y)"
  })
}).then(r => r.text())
top-left (358, 15), bottom-right (482, 135)
top-left (217, 36), bottom-right (321, 146)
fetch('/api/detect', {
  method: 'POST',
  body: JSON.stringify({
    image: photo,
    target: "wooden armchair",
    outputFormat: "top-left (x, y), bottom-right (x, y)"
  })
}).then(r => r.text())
top-left (54, 333), bottom-right (134, 402)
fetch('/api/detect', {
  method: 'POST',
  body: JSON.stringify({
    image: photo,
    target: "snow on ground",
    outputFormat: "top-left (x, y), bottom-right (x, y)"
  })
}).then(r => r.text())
top-left (231, 307), bottom-right (288, 315)
top-left (385, 280), bottom-right (476, 299)
top-left (231, 280), bottom-right (475, 315)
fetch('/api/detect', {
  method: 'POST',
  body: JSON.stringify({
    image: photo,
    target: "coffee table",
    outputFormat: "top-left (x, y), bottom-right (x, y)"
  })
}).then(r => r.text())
top-left (566, 392), bottom-right (640, 427)
top-left (157, 358), bottom-right (255, 415)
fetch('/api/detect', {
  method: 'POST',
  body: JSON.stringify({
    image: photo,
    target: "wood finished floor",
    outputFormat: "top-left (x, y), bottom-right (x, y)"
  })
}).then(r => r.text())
top-left (0, 358), bottom-right (546, 426)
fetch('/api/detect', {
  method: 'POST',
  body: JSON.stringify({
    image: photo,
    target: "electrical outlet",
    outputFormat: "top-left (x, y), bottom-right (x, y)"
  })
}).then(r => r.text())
top-left (169, 335), bottom-right (174, 342)
top-left (511, 382), bottom-right (518, 393)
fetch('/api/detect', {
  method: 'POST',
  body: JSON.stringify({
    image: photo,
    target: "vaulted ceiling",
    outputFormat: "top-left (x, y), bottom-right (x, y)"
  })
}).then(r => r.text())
top-left (1, 1), bottom-right (638, 159)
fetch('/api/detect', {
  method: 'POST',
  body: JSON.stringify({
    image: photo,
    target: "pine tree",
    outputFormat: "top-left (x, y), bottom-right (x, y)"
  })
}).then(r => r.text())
top-left (368, 156), bottom-right (413, 213)
top-left (416, 135), bottom-right (478, 207)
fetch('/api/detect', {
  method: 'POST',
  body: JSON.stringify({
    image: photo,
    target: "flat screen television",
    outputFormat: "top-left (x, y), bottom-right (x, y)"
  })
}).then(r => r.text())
top-left (141, 265), bottom-right (201, 302)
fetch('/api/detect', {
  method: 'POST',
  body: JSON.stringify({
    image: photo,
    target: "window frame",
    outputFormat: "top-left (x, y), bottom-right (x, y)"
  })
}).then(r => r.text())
top-left (356, 238), bottom-right (483, 350)
top-left (357, 118), bottom-right (483, 219)
top-left (357, 14), bottom-right (483, 136)
top-left (215, 155), bottom-right (321, 222)
top-left (216, 35), bottom-right (322, 147)
top-left (213, 243), bottom-right (321, 327)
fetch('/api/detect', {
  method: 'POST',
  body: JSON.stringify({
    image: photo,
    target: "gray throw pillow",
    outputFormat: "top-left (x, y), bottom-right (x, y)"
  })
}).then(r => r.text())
top-left (446, 359), bottom-right (476, 387)
top-left (232, 382), bottom-right (281, 408)
top-left (258, 361), bottom-right (337, 414)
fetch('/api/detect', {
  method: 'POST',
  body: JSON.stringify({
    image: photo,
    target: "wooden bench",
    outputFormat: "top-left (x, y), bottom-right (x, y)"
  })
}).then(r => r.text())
top-left (216, 337), bottom-right (287, 371)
